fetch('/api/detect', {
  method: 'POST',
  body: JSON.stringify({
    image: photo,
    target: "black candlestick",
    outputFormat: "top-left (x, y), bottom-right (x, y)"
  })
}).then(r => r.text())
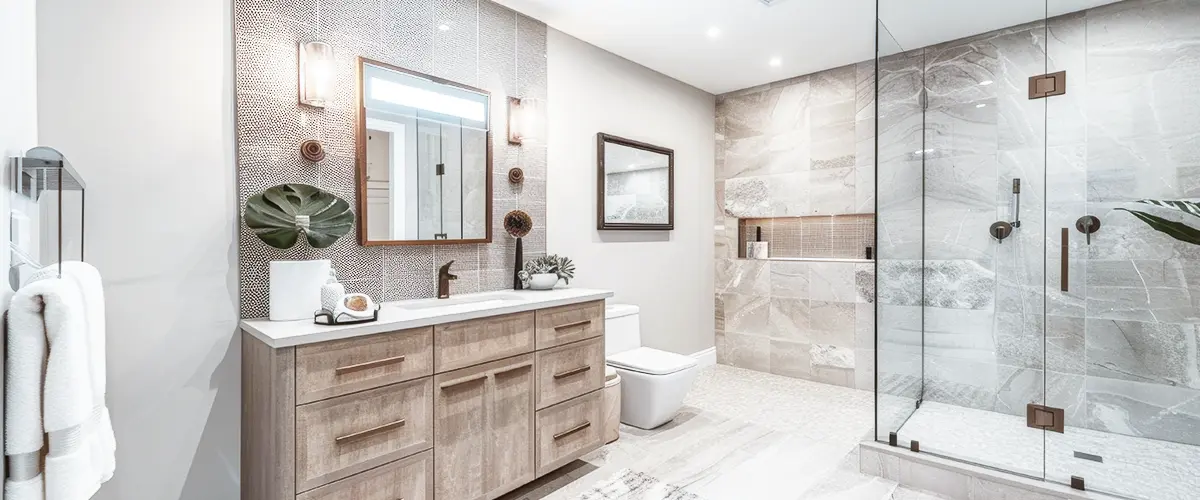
top-left (512, 237), bottom-right (524, 290)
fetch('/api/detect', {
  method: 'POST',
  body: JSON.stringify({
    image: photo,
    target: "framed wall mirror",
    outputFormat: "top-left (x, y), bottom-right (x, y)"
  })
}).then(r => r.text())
top-left (597, 133), bottom-right (674, 231)
top-left (356, 58), bottom-right (492, 245)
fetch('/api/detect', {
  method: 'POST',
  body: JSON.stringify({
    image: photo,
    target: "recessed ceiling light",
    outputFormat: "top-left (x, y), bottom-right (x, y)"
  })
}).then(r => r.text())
top-left (976, 103), bottom-right (987, 108)
top-left (438, 24), bottom-right (450, 31)
top-left (979, 80), bottom-right (994, 86)
top-left (706, 27), bottom-right (721, 38)
top-left (769, 57), bottom-right (782, 67)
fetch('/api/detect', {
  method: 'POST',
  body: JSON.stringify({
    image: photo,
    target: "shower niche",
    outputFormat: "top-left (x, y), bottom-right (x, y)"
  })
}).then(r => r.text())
top-left (735, 214), bottom-right (874, 261)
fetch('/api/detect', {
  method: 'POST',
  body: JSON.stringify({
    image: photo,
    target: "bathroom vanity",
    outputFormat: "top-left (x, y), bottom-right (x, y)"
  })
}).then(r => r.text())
top-left (241, 288), bottom-right (613, 500)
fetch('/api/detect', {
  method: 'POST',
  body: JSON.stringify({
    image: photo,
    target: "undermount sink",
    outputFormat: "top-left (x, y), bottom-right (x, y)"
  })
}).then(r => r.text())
top-left (393, 293), bottom-right (526, 311)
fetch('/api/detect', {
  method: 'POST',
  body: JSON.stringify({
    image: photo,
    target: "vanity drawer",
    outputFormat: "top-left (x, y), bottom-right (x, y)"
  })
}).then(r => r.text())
top-left (295, 377), bottom-right (433, 492)
top-left (295, 327), bottom-right (433, 404)
top-left (434, 311), bottom-right (535, 373)
top-left (535, 300), bottom-right (605, 349)
top-left (534, 390), bottom-right (603, 477)
top-left (296, 449), bottom-right (432, 500)
top-left (535, 337), bottom-right (605, 409)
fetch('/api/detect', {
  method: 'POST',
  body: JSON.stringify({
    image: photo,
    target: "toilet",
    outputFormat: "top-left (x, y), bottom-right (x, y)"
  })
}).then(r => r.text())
top-left (604, 303), bottom-right (699, 429)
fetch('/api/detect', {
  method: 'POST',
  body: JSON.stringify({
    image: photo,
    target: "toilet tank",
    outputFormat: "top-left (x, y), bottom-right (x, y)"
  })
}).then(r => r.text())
top-left (604, 304), bottom-right (641, 355)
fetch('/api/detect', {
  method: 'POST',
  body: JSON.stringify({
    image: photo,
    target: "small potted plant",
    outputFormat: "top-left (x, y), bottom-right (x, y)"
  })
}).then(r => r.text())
top-left (518, 255), bottom-right (576, 290)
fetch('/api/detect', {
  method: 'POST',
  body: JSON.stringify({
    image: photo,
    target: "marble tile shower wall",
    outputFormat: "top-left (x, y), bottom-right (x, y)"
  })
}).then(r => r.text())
top-left (714, 63), bottom-right (878, 389)
top-left (234, 0), bottom-right (548, 318)
top-left (883, 0), bottom-right (1200, 446)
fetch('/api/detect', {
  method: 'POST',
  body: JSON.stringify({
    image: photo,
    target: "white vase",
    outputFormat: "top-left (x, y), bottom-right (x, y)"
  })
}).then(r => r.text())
top-left (269, 260), bottom-right (331, 321)
top-left (528, 273), bottom-right (559, 290)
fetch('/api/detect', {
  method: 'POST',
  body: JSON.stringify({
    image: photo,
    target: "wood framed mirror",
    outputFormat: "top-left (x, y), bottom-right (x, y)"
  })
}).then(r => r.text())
top-left (356, 57), bottom-right (493, 246)
top-left (596, 133), bottom-right (674, 231)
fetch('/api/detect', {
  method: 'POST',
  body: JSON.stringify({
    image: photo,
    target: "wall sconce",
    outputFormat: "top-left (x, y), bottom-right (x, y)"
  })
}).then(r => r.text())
top-left (298, 41), bottom-right (334, 108)
top-left (507, 97), bottom-right (543, 145)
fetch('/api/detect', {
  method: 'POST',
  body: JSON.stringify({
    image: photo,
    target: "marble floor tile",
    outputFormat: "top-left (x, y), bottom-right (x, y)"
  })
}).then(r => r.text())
top-left (500, 365), bottom-right (965, 500)
top-left (510, 366), bottom-right (1186, 500)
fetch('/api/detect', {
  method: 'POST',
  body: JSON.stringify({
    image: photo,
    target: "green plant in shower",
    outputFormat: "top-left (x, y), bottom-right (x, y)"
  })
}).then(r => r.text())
top-left (244, 183), bottom-right (354, 249)
top-left (1115, 199), bottom-right (1200, 245)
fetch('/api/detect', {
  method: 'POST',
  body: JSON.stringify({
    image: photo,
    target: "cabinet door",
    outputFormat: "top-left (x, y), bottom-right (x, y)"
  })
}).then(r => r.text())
top-left (434, 365), bottom-right (489, 500)
top-left (435, 354), bottom-right (535, 500)
top-left (486, 357), bottom-right (535, 498)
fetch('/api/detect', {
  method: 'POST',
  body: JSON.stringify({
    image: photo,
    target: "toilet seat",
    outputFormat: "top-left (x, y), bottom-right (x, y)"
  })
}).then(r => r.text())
top-left (606, 347), bottom-right (697, 376)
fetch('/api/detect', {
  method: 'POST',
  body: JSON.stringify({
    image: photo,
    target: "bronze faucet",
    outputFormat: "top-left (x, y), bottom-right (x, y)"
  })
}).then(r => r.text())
top-left (437, 260), bottom-right (457, 299)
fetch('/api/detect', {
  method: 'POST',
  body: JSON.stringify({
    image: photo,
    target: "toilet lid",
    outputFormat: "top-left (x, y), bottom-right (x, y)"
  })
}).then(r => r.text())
top-left (607, 347), bottom-right (698, 376)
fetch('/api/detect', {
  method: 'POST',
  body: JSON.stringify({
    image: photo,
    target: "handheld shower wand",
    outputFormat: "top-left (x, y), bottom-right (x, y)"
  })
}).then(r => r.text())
top-left (1011, 178), bottom-right (1021, 228)
top-left (990, 178), bottom-right (1021, 243)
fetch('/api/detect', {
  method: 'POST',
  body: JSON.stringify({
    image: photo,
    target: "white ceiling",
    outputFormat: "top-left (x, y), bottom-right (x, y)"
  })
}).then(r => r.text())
top-left (492, 0), bottom-right (1123, 95)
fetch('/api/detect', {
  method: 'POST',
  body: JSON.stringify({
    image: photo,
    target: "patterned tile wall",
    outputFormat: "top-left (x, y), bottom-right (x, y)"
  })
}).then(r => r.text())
top-left (714, 63), bottom-right (877, 390)
top-left (234, 0), bottom-right (548, 318)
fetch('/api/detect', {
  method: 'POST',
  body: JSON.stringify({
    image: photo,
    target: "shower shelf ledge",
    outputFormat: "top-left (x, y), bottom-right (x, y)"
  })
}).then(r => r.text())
top-left (735, 257), bottom-right (873, 264)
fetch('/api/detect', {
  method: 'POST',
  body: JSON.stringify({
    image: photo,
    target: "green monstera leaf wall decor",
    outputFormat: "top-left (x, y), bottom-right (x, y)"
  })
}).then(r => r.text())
top-left (1116, 199), bottom-right (1200, 246)
top-left (244, 183), bottom-right (354, 249)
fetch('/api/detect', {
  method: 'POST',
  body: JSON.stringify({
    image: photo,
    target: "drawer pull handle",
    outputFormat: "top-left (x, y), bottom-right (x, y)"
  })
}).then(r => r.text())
top-left (334, 355), bottom-right (406, 376)
top-left (439, 373), bottom-right (488, 390)
top-left (553, 421), bottom-right (591, 440)
top-left (554, 320), bottom-right (592, 331)
top-left (553, 365), bottom-right (591, 379)
top-left (335, 419), bottom-right (406, 444)
top-left (494, 361), bottom-right (534, 377)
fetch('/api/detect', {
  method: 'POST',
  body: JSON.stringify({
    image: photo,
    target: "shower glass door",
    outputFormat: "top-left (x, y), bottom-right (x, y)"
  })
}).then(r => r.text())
top-left (875, 0), bottom-right (1053, 480)
top-left (878, 2), bottom-right (1200, 497)
top-left (1044, 1), bottom-right (1200, 498)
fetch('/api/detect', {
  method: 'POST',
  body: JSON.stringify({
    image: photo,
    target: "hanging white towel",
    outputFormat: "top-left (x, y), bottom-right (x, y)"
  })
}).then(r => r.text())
top-left (29, 262), bottom-right (115, 481)
top-left (6, 267), bottom-right (113, 500)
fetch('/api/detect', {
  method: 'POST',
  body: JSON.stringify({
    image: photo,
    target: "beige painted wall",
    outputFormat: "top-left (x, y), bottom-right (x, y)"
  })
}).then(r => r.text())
top-left (547, 29), bottom-right (717, 356)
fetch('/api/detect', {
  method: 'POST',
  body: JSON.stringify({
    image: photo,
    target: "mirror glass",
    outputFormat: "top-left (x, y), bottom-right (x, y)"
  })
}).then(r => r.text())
top-left (359, 59), bottom-right (491, 244)
top-left (598, 134), bottom-right (673, 230)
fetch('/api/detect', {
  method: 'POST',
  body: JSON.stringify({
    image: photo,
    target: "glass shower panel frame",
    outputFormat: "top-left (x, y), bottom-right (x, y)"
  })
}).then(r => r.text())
top-left (1044, 1), bottom-right (1200, 498)
top-left (875, 0), bottom-right (1053, 482)
top-left (874, 18), bottom-right (925, 444)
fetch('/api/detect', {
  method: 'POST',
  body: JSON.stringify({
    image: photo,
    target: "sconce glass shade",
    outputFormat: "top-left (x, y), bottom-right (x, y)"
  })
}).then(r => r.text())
top-left (507, 97), bottom-right (544, 145)
top-left (299, 41), bottom-right (334, 107)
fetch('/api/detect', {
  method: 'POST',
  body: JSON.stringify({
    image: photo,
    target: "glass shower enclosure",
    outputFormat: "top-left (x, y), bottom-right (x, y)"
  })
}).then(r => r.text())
top-left (874, 1), bottom-right (1200, 498)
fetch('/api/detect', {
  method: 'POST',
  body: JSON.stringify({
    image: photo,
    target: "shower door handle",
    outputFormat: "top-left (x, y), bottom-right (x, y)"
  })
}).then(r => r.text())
top-left (1061, 228), bottom-right (1069, 292)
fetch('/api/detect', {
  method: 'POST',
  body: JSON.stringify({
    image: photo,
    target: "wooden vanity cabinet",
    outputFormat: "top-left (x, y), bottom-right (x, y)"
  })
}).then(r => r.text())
top-left (242, 299), bottom-right (606, 500)
top-left (433, 354), bottom-right (535, 500)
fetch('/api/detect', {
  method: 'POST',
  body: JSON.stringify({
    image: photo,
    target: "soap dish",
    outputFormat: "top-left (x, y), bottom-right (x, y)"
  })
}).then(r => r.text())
top-left (313, 307), bottom-right (379, 326)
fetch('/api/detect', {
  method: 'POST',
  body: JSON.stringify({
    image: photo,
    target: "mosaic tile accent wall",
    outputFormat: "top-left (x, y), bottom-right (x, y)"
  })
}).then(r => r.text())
top-left (714, 63), bottom-right (877, 390)
top-left (234, 0), bottom-right (548, 318)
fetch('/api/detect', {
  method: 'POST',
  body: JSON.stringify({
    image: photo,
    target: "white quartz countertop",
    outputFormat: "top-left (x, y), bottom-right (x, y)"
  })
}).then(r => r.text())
top-left (240, 287), bottom-right (615, 348)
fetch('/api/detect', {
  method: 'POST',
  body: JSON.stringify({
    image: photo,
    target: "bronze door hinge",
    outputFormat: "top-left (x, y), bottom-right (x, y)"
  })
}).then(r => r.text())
top-left (1027, 403), bottom-right (1065, 433)
top-left (1029, 71), bottom-right (1066, 99)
